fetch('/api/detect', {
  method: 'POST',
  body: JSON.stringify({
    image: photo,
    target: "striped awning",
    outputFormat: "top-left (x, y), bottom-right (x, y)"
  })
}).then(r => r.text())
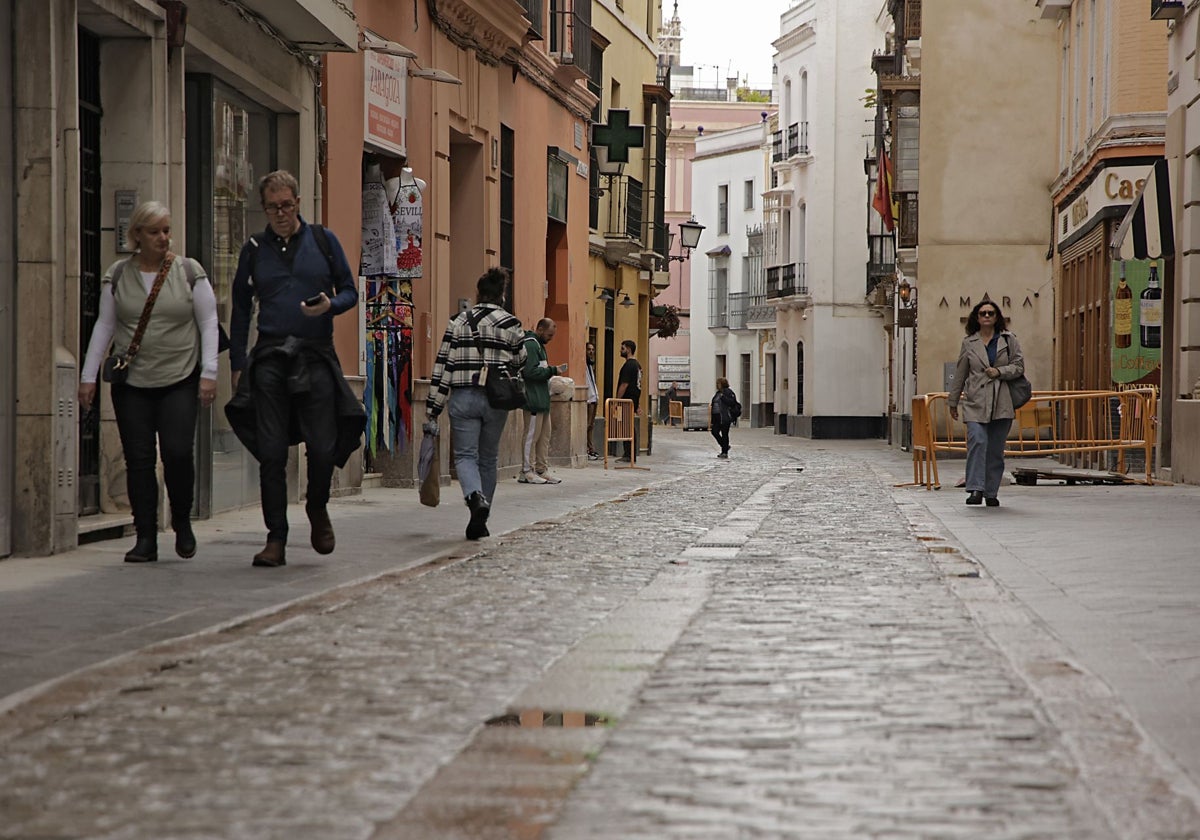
top-left (1111, 158), bottom-right (1175, 260)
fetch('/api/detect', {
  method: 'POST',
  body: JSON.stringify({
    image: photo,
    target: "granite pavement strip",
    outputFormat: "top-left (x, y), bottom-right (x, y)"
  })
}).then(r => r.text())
top-left (1, 438), bottom-right (1197, 838)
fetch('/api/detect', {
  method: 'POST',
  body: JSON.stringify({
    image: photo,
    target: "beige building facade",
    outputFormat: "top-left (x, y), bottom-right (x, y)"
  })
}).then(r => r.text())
top-left (876, 1), bottom-right (1059, 417)
top-left (913, 3), bottom-right (1059, 405)
top-left (1164, 0), bottom-right (1200, 483)
top-left (586, 0), bottom-right (669, 451)
top-left (4, 0), bottom-right (354, 557)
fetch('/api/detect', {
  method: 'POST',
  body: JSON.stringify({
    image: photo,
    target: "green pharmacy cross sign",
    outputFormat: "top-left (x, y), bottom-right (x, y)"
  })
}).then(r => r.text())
top-left (592, 109), bottom-right (645, 164)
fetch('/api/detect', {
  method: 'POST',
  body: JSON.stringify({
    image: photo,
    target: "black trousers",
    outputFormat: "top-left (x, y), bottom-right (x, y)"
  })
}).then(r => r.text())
top-left (710, 418), bottom-right (730, 453)
top-left (111, 370), bottom-right (199, 539)
top-left (252, 353), bottom-right (338, 543)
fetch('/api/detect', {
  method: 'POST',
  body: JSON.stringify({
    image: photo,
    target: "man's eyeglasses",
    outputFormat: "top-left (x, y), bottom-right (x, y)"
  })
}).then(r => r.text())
top-left (978, 310), bottom-right (997, 317)
top-left (263, 201), bottom-right (297, 214)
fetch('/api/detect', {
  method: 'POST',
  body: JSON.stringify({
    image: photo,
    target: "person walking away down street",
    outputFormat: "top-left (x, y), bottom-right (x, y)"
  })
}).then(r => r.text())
top-left (225, 170), bottom-right (365, 568)
top-left (426, 267), bottom-right (528, 540)
top-left (710, 377), bottom-right (741, 459)
top-left (519, 318), bottom-right (567, 484)
top-left (947, 300), bottom-right (1025, 508)
top-left (585, 341), bottom-right (600, 460)
top-left (78, 201), bottom-right (218, 564)
top-left (615, 339), bottom-right (642, 460)
top-left (666, 381), bottom-right (679, 425)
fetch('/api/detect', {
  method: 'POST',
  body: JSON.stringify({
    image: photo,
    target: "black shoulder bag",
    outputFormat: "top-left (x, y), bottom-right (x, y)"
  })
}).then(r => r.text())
top-left (466, 308), bottom-right (525, 411)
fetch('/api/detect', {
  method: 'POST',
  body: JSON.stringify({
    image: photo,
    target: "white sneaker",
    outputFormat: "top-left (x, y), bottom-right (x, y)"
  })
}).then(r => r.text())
top-left (537, 471), bottom-right (562, 484)
top-left (518, 471), bottom-right (547, 484)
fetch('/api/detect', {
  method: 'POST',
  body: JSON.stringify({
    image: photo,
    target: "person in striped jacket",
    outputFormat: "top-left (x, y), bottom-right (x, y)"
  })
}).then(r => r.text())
top-left (426, 267), bottom-right (527, 539)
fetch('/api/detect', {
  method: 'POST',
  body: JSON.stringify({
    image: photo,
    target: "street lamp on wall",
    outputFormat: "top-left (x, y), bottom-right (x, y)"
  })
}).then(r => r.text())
top-left (661, 216), bottom-right (706, 266)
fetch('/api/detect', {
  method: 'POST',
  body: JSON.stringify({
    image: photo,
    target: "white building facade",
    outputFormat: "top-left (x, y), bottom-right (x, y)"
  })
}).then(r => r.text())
top-left (688, 122), bottom-right (772, 426)
top-left (768, 0), bottom-right (887, 438)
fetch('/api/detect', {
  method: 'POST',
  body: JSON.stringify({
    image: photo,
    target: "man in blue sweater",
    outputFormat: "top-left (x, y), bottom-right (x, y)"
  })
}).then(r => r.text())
top-left (226, 171), bottom-right (363, 568)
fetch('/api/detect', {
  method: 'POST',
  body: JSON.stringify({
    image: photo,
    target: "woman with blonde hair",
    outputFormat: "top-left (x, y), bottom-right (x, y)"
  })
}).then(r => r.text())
top-left (78, 201), bottom-right (219, 562)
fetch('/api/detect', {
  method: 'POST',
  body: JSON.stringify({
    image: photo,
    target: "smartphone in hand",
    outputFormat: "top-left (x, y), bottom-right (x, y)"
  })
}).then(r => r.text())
top-left (303, 293), bottom-right (325, 307)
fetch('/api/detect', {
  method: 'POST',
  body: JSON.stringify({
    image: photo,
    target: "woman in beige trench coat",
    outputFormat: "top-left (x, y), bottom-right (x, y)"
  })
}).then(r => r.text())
top-left (947, 301), bottom-right (1025, 507)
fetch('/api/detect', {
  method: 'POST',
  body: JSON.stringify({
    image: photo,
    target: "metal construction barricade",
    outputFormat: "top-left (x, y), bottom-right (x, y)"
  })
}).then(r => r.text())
top-left (668, 400), bottom-right (684, 426)
top-left (904, 388), bottom-right (1159, 490)
top-left (604, 398), bottom-right (647, 470)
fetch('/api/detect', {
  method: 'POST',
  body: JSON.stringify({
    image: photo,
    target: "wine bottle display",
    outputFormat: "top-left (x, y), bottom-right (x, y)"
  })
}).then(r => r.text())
top-left (1140, 265), bottom-right (1162, 349)
top-left (1114, 276), bottom-right (1133, 349)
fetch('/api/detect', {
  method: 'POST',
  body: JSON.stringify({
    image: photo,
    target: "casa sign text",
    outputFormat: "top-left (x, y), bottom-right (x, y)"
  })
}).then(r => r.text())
top-left (1058, 165), bottom-right (1151, 244)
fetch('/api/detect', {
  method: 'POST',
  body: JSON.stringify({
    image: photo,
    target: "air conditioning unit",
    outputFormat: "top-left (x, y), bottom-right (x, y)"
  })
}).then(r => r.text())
top-left (559, 51), bottom-right (574, 65)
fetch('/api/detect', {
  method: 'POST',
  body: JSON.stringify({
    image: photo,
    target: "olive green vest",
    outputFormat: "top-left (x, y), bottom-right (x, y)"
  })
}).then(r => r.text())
top-left (106, 258), bottom-right (201, 388)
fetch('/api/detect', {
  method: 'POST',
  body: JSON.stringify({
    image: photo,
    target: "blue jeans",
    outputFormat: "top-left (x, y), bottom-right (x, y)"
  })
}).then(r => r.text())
top-left (448, 386), bottom-right (510, 503)
top-left (965, 419), bottom-right (1012, 499)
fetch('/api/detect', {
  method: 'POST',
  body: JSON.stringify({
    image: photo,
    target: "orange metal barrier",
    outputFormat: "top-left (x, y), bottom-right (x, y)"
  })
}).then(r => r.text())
top-left (604, 398), bottom-right (647, 470)
top-left (668, 400), bottom-right (684, 426)
top-left (906, 388), bottom-right (1158, 490)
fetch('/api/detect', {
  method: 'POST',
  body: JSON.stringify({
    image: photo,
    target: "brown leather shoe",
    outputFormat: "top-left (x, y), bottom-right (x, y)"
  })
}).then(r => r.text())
top-left (306, 505), bottom-right (335, 555)
top-left (252, 541), bottom-right (287, 567)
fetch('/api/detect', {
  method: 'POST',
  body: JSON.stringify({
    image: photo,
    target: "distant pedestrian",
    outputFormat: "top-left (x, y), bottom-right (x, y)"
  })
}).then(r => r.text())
top-left (585, 342), bottom-right (600, 460)
top-left (948, 301), bottom-right (1025, 507)
top-left (519, 318), bottom-right (567, 484)
top-left (710, 377), bottom-right (741, 459)
top-left (426, 267), bottom-right (527, 539)
top-left (78, 201), bottom-right (219, 563)
top-left (615, 339), bottom-right (642, 460)
top-left (666, 381), bottom-right (679, 425)
top-left (226, 170), bottom-right (364, 568)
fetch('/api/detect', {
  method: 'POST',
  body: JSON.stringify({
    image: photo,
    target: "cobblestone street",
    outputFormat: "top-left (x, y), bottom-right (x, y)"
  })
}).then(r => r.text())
top-left (1, 432), bottom-right (1197, 839)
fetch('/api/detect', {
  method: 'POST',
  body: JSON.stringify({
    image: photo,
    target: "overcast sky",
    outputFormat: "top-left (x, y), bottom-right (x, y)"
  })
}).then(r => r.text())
top-left (673, 0), bottom-right (794, 91)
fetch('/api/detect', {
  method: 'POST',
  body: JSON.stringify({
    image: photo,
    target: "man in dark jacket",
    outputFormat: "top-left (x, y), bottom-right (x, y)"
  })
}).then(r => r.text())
top-left (226, 170), bottom-right (363, 568)
top-left (519, 318), bottom-right (566, 484)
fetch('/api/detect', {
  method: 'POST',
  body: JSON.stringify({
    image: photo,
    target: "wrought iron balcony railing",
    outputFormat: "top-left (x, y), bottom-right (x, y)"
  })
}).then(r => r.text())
top-left (602, 174), bottom-right (643, 242)
top-left (897, 191), bottom-right (918, 249)
top-left (766, 263), bottom-right (809, 299)
top-left (519, 0), bottom-right (544, 38)
top-left (786, 122), bottom-right (811, 157)
top-left (549, 6), bottom-right (591, 68)
top-left (727, 292), bottom-right (749, 330)
top-left (772, 130), bottom-right (784, 163)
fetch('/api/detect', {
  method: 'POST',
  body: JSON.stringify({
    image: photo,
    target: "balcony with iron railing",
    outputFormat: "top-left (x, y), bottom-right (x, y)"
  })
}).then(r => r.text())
top-left (772, 130), bottom-right (784, 163)
top-left (786, 122), bottom-right (809, 157)
top-left (727, 292), bottom-right (749, 330)
top-left (897, 192), bottom-right (918, 249)
top-left (766, 263), bottom-right (808, 299)
top-left (866, 233), bottom-right (896, 296)
top-left (549, 6), bottom-right (591, 75)
top-left (600, 172), bottom-right (648, 242)
top-left (519, 0), bottom-right (544, 38)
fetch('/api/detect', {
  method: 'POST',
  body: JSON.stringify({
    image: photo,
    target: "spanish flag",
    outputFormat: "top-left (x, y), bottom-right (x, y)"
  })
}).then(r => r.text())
top-left (872, 147), bottom-right (897, 233)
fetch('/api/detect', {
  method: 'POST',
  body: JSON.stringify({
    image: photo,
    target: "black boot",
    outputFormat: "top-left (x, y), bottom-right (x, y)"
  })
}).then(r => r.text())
top-left (465, 491), bottom-right (490, 540)
top-left (966, 491), bottom-right (984, 506)
top-left (173, 515), bottom-right (197, 559)
top-left (124, 535), bottom-right (158, 563)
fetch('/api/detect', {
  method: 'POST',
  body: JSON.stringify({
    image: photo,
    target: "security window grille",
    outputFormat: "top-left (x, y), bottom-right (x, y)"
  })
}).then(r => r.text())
top-left (501, 125), bottom-right (515, 309)
top-left (78, 27), bottom-right (102, 516)
top-left (709, 264), bottom-right (729, 327)
top-left (717, 184), bottom-right (728, 235)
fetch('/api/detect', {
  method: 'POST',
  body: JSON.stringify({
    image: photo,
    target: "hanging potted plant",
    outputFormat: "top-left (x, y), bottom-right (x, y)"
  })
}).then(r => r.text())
top-left (649, 304), bottom-right (681, 339)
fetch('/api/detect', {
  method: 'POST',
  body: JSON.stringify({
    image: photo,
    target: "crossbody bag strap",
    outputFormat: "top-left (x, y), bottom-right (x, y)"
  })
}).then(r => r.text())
top-left (125, 254), bottom-right (175, 361)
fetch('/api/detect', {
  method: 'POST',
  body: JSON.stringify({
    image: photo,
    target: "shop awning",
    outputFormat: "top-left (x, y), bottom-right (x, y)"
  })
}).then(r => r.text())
top-left (238, 0), bottom-right (357, 52)
top-left (1111, 158), bottom-right (1175, 260)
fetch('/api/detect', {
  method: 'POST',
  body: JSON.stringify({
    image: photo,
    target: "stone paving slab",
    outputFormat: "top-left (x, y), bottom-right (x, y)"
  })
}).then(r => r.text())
top-left (0, 437), bottom-right (1197, 838)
